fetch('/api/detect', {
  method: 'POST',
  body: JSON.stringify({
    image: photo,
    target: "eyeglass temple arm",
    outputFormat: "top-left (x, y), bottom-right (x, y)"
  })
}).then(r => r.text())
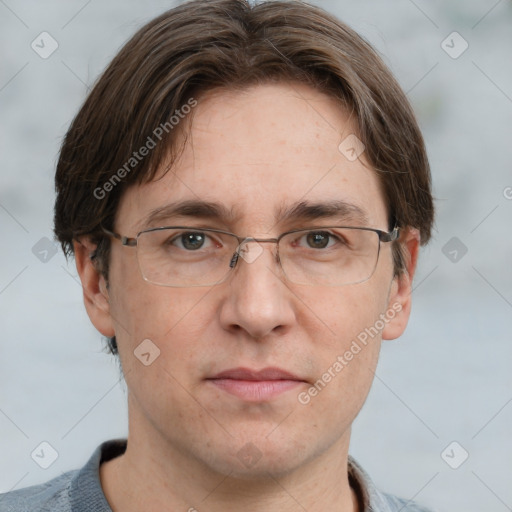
top-left (102, 227), bottom-right (137, 247)
top-left (379, 226), bottom-right (400, 242)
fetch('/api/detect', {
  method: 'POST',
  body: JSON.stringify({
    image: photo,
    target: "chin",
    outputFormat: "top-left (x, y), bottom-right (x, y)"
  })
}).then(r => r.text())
top-left (198, 432), bottom-right (313, 480)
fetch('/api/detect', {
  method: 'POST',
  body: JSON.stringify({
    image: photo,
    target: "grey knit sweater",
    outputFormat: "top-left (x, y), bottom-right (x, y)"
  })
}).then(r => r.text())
top-left (0, 439), bottom-right (434, 511)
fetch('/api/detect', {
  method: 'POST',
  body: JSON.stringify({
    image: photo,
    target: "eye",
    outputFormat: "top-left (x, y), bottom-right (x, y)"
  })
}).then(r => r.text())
top-left (297, 231), bottom-right (342, 250)
top-left (170, 231), bottom-right (213, 251)
top-left (306, 231), bottom-right (331, 249)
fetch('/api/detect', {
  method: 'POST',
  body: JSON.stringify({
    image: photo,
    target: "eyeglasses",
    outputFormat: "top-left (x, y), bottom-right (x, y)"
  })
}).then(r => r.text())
top-left (102, 225), bottom-right (399, 287)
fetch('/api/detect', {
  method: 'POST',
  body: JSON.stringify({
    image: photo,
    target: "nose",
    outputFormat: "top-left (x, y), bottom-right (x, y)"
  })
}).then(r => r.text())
top-left (218, 239), bottom-right (296, 340)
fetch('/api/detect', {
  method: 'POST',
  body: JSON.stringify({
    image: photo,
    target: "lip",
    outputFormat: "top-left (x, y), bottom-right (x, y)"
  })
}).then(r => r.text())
top-left (210, 367), bottom-right (303, 381)
top-left (206, 367), bottom-right (306, 402)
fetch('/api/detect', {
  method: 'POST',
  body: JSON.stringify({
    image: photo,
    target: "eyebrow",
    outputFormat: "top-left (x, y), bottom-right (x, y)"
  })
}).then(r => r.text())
top-left (277, 199), bottom-right (369, 225)
top-left (141, 200), bottom-right (237, 228)
top-left (140, 198), bottom-right (369, 229)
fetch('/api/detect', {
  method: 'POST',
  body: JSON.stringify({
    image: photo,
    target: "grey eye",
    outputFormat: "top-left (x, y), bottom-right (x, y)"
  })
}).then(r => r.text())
top-left (305, 231), bottom-right (332, 249)
top-left (175, 232), bottom-right (207, 250)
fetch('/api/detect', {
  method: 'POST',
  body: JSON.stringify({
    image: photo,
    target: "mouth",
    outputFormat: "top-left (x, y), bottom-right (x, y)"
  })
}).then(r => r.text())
top-left (205, 367), bottom-right (306, 402)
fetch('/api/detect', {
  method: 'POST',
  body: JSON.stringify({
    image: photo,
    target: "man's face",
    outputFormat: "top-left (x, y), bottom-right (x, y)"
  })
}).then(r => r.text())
top-left (94, 83), bottom-right (410, 477)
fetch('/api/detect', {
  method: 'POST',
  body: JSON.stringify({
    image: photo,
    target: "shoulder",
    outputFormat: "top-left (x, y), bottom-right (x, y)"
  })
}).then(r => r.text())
top-left (348, 456), bottom-right (435, 512)
top-left (0, 439), bottom-right (126, 512)
top-left (380, 491), bottom-right (436, 511)
top-left (0, 470), bottom-right (78, 512)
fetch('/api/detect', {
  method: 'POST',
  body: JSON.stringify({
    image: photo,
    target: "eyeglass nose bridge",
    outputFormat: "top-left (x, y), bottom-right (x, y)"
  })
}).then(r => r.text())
top-left (229, 236), bottom-right (280, 268)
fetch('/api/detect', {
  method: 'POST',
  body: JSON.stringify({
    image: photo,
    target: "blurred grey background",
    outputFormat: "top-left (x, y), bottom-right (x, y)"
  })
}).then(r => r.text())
top-left (1, 1), bottom-right (511, 511)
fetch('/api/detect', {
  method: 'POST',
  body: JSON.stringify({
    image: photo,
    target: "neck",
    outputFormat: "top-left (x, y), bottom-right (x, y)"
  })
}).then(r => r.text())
top-left (100, 399), bottom-right (360, 512)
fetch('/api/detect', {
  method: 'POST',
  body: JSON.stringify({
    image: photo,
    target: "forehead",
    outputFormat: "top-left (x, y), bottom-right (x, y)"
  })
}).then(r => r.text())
top-left (117, 82), bottom-right (388, 233)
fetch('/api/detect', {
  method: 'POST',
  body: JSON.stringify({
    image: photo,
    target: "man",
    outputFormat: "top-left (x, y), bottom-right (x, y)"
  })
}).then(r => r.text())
top-left (1, 0), bottom-right (434, 510)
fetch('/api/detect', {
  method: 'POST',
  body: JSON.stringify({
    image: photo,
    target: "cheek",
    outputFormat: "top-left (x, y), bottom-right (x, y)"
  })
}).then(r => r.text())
top-left (109, 282), bottom-right (216, 424)
top-left (299, 283), bottom-right (387, 387)
top-left (107, 247), bottom-right (215, 357)
top-left (292, 286), bottom-right (386, 437)
top-left (300, 281), bottom-right (389, 349)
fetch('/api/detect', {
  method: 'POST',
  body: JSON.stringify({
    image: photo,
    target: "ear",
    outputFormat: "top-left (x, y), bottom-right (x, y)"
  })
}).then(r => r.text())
top-left (382, 227), bottom-right (420, 341)
top-left (73, 238), bottom-right (115, 337)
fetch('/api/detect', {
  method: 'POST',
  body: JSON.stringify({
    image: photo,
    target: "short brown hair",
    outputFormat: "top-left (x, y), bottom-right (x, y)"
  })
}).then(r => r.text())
top-left (54, 0), bottom-right (434, 355)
